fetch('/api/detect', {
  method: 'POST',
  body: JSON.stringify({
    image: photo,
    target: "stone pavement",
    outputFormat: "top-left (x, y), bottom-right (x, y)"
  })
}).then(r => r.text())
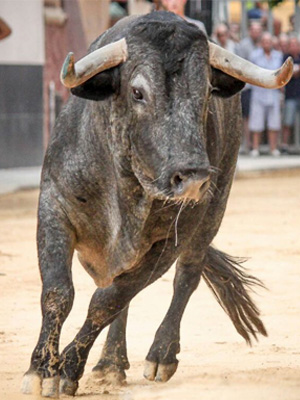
top-left (0, 166), bottom-right (42, 195)
top-left (237, 155), bottom-right (300, 174)
top-left (0, 155), bottom-right (300, 195)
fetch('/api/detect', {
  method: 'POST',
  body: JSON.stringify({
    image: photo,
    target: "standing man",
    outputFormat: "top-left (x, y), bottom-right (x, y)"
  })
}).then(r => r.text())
top-left (236, 22), bottom-right (262, 153)
top-left (248, 32), bottom-right (282, 157)
top-left (281, 35), bottom-right (300, 153)
top-left (213, 23), bottom-right (237, 53)
top-left (236, 21), bottom-right (262, 62)
top-left (160, 0), bottom-right (207, 34)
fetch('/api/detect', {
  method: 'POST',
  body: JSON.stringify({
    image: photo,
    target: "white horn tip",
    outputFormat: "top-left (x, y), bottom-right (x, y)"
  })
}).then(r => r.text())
top-left (277, 56), bottom-right (293, 87)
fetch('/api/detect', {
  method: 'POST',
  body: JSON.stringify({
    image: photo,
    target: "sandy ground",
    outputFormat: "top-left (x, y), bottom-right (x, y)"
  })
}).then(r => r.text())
top-left (0, 171), bottom-right (299, 400)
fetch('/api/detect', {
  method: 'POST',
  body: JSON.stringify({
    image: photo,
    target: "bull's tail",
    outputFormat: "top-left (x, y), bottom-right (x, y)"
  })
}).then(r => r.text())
top-left (202, 246), bottom-right (267, 345)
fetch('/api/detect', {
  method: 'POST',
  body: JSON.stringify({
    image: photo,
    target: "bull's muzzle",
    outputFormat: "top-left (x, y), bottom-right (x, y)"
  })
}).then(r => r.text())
top-left (170, 168), bottom-right (210, 201)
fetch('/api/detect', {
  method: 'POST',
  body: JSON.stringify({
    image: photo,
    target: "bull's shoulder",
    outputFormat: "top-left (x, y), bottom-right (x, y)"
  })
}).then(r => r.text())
top-left (41, 97), bottom-right (110, 194)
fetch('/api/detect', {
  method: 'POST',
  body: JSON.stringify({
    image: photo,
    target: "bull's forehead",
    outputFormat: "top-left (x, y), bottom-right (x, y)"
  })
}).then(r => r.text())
top-left (128, 53), bottom-right (210, 102)
top-left (125, 17), bottom-right (209, 78)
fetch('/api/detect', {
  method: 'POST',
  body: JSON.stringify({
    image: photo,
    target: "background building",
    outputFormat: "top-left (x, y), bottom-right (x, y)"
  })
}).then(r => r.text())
top-left (0, 0), bottom-right (45, 168)
top-left (0, 0), bottom-right (109, 169)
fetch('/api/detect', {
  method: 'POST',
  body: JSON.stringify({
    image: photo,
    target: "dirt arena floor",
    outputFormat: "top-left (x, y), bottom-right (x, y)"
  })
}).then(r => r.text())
top-left (0, 171), bottom-right (299, 400)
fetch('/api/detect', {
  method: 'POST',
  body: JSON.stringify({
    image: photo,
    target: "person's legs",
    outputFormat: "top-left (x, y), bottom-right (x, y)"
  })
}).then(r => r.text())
top-left (267, 98), bottom-right (281, 155)
top-left (249, 96), bottom-right (265, 156)
top-left (282, 126), bottom-right (292, 149)
top-left (282, 99), bottom-right (297, 151)
top-left (268, 130), bottom-right (280, 154)
top-left (252, 131), bottom-right (262, 155)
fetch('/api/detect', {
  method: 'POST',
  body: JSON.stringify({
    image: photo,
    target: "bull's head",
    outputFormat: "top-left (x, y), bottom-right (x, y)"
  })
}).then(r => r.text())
top-left (60, 13), bottom-right (292, 204)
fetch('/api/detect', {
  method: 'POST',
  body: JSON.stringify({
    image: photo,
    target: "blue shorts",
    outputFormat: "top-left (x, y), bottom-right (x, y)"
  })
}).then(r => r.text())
top-left (283, 98), bottom-right (300, 127)
top-left (249, 97), bottom-right (281, 132)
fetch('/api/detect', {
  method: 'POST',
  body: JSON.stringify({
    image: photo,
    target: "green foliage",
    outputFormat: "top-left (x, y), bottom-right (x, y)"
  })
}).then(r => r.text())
top-left (268, 0), bottom-right (285, 8)
top-left (267, 0), bottom-right (300, 8)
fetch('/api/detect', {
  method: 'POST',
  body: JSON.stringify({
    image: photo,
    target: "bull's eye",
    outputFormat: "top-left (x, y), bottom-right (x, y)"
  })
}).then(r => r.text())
top-left (132, 88), bottom-right (144, 101)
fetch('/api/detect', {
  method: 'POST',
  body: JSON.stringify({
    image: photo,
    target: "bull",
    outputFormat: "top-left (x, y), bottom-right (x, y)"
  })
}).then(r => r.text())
top-left (21, 11), bottom-right (293, 398)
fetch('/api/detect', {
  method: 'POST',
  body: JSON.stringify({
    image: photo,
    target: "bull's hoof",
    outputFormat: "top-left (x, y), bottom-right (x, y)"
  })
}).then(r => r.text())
top-left (92, 365), bottom-right (127, 385)
top-left (143, 360), bottom-right (178, 382)
top-left (42, 376), bottom-right (60, 398)
top-left (59, 377), bottom-right (78, 396)
top-left (21, 372), bottom-right (42, 395)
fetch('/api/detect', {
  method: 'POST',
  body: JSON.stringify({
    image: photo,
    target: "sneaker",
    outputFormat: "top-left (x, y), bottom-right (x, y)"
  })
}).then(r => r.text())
top-left (271, 149), bottom-right (280, 157)
top-left (250, 149), bottom-right (260, 157)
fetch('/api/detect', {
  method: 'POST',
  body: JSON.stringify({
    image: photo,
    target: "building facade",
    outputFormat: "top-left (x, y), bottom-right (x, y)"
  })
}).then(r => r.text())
top-left (0, 0), bottom-right (45, 168)
top-left (0, 0), bottom-right (109, 169)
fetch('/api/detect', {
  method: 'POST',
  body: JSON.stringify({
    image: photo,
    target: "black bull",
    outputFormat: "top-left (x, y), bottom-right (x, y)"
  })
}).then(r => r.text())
top-left (22, 12), bottom-right (269, 397)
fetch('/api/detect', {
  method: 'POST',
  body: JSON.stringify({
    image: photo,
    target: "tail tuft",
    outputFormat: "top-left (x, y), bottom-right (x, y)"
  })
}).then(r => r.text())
top-left (203, 246), bottom-right (267, 345)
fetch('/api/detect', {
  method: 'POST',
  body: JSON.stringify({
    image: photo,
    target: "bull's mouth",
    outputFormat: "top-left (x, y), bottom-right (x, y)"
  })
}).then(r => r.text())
top-left (131, 155), bottom-right (215, 204)
top-left (133, 167), bottom-right (213, 205)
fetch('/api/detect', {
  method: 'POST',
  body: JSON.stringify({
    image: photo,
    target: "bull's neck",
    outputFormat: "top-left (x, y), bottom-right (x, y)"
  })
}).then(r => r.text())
top-left (87, 102), bottom-right (154, 261)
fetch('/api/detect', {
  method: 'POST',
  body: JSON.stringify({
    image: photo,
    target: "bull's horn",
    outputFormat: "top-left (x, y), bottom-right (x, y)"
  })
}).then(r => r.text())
top-left (60, 38), bottom-right (128, 88)
top-left (209, 42), bottom-right (293, 89)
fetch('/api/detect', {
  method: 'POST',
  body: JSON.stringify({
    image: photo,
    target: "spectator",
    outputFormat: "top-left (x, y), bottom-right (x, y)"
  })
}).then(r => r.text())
top-left (272, 36), bottom-right (280, 51)
top-left (288, 14), bottom-right (296, 35)
top-left (279, 33), bottom-right (290, 54)
top-left (249, 32), bottom-right (282, 157)
top-left (229, 22), bottom-right (240, 43)
top-left (128, 0), bottom-right (153, 15)
top-left (281, 35), bottom-right (300, 153)
top-left (213, 23), bottom-right (237, 53)
top-left (236, 22), bottom-right (262, 153)
top-left (236, 21), bottom-right (262, 64)
top-left (247, 1), bottom-right (266, 21)
top-left (160, 0), bottom-right (207, 34)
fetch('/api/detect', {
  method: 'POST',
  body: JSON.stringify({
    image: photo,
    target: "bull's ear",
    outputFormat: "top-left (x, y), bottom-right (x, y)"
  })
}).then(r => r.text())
top-left (210, 67), bottom-right (245, 98)
top-left (70, 68), bottom-right (120, 101)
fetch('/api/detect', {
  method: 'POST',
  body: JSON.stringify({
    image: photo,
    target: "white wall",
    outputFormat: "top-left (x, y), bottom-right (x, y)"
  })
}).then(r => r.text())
top-left (0, 0), bottom-right (45, 65)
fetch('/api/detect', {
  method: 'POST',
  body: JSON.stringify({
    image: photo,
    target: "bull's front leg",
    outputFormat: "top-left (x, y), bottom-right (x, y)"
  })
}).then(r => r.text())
top-left (92, 306), bottom-right (130, 384)
top-left (58, 286), bottom-right (131, 396)
top-left (144, 255), bottom-right (203, 382)
top-left (21, 197), bottom-right (75, 398)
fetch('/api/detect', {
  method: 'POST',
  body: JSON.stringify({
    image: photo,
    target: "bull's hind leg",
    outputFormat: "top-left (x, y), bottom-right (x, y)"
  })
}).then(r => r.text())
top-left (21, 197), bottom-right (75, 398)
top-left (92, 306), bottom-right (130, 384)
top-left (59, 240), bottom-right (177, 396)
top-left (144, 256), bottom-right (203, 382)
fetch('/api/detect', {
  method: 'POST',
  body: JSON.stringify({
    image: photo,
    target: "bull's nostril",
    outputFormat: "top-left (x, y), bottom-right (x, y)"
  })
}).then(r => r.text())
top-left (172, 173), bottom-right (184, 188)
top-left (170, 168), bottom-right (211, 200)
